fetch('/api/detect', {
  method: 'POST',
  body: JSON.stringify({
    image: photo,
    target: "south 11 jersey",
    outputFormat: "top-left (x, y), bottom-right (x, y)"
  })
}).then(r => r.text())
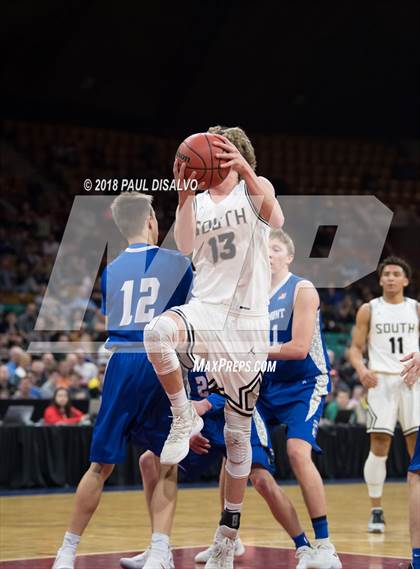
top-left (265, 272), bottom-right (331, 394)
top-left (191, 179), bottom-right (270, 316)
top-left (368, 297), bottom-right (419, 374)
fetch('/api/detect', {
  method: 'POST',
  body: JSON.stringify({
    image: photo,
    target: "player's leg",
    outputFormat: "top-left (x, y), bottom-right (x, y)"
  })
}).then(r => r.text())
top-left (143, 310), bottom-right (203, 464)
top-left (364, 374), bottom-right (398, 533)
top-left (287, 438), bottom-right (328, 521)
top-left (120, 452), bottom-right (159, 569)
top-left (204, 406), bottom-right (252, 569)
top-left (120, 451), bottom-right (177, 569)
top-left (250, 466), bottom-right (306, 538)
top-left (276, 384), bottom-right (341, 569)
top-left (365, 432), bottom-right (391, 513)
top-left (363, 432), bottom-right (391, 532)
top-left (52, 462), bottom-right (114, 569)
top-left (140, 451), bottom-right (161, 520)
top-left (406, 432), bottom-right (418, 458)
top-left (195, 458), bottom-right (245, 564)
top-left (53, 352), bottom-right (142, 569)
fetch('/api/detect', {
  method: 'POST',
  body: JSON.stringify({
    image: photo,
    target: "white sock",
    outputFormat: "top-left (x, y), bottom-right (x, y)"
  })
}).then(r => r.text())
top-left (314, 537), bottom-right (331, 546)
top-left (151, 532), bottom-right (170, 558)
top-left (168, 388), bottom-right (188, 410)
top-left (61, 531), bottom-right (80, 553)
top-left (224, 500), bottom-right (242, 513)
top-left (363, 451), bottom-right (387, 498)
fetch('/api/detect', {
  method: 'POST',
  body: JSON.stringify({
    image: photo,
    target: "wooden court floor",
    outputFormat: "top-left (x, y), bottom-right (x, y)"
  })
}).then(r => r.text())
top-left (0, 482), bottom-right (410, 563)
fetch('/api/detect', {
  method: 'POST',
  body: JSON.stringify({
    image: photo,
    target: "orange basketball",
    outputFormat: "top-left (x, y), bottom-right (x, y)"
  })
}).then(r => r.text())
top-left (175, 132), bottom-right (231, 190)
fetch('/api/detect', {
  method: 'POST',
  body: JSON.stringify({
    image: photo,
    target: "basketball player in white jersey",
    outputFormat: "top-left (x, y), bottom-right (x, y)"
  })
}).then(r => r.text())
top-left (349, 257), bottom-right (419, 533)
top-left (143, 125), bottom-right (284, 568)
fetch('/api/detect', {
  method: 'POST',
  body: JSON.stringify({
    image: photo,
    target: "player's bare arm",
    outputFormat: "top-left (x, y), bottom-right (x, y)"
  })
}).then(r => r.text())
top-left (213, 136), bottom-right (284, 228)
top-left (348, 303), bottom-right (378, 388)
top-left (269, 281), bottom-right (319, 360)
top-left (173, 160), bottom-right (205, 255)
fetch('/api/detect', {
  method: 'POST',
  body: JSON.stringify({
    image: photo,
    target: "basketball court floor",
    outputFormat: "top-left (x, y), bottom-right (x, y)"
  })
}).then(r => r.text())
top-left (0, 482), bottom-right (410, 568)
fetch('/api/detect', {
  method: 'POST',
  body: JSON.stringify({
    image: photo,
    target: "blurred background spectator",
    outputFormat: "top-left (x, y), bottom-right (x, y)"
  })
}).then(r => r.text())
top-left (43, 388), bottom-right (89, 425)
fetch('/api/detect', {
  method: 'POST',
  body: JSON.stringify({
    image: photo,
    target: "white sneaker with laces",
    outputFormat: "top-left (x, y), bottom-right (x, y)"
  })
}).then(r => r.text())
top-left (309, 541), bottom-right (342, 569)
top-left (142, 549), bottom-right (174, 569)
top-left (295, 545), bottom-right (315, 569)
top-left (204, 537), bottom-right (235, 569)
top-left (194, 537), bottom-right (245, 563)
top-left (120, 548), bottom-right (150, 569)
top-left (160, 401), bottom-right (204, 465)
top-left (52, 548), bottom-right (75, 569)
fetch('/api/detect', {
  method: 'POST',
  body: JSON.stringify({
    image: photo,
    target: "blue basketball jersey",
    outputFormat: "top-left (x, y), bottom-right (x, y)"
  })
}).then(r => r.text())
top-left (101, 243), bottom-right (193, 347)
top-left (266, 272), bottom-right (331, 388)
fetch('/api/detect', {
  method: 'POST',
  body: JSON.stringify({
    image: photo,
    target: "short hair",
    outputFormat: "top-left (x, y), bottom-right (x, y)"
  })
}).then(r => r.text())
top-left (269, 228), bottom-right (295, 256)
top-left (207, 125), bottom-right (256, 171)
top-left (110, 193), bottom-right (153, 239)
top-left (377, 256), bottom-right (412, 280)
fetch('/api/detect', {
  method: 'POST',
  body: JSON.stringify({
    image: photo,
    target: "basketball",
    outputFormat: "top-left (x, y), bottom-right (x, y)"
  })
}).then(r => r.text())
top-left (175, 132), bottom-right (231, 189)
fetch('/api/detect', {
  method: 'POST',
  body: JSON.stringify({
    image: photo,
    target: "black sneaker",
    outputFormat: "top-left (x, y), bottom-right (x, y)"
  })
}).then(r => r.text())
top-left (367, 508), bottom-right (385, 533)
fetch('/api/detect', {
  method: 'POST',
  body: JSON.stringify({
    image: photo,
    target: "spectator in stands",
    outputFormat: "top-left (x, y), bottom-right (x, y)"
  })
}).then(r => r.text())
top-left (41, 352), bottom-right (57, 374)
top-left (74, 349), bottom-right (98, 385)
top-left (13, 375), bottom-right (42, 399)
top-left (324, 386), bottom-right (355, 422)
top-left (17, 303), bottom-right (37, 336)
top-left (0, 312), bottom-right (19, 336)
top-left (43, 388), bottom-right (87, 425)
top-left (56, 360), bottom-right (73, 389)
top-left (5, 346), bottom-right (23, 376)
top-left (31, 359), bottom-right (47, 387)
top-left (8, 351), bottom-right (32, 394)
top-left (68, 371), bottom-right (89, 400)
top-left (40, 371), bottom-right (60, 399)
top-left (335, 294), bottom-right (356, 324)
top-left (322, 286), bottom-right (345, 307)
top-left (0, 365), bottom-right (10, 399)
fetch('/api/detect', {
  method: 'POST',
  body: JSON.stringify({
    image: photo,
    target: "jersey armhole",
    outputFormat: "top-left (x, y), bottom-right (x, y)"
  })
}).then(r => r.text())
top-left (243, 182), bottom-right (270, 227)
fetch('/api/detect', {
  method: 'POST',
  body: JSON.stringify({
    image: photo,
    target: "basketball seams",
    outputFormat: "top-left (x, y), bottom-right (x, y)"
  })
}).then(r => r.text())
top-left (176, 133), bottom-right (228, 188)
top-left (183, 140), bottom-right (206, 168)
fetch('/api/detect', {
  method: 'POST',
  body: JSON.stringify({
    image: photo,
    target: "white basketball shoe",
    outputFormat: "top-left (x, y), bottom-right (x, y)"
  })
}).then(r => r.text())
top-left (160, 401), bottom-right (203, 465)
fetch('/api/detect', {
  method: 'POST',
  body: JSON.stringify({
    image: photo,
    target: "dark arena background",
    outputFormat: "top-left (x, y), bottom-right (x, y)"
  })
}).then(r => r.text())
top-left (0, 2), bottom-right (419, 568)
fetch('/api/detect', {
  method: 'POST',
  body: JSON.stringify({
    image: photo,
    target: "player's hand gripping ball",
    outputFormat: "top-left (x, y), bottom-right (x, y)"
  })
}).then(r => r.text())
top-left (175, 132), bottom-right (232, 190)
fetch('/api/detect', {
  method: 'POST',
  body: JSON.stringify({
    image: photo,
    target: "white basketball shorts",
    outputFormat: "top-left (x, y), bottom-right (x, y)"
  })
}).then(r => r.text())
top-left (366, 373), bottom-right (420, 436)
top-left (170, 300), bottom-right (269, 417)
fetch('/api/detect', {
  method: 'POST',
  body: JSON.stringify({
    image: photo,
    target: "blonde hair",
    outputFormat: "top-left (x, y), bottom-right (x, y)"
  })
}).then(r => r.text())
top-left (110, 192), bottom-right (153, 239)
top-left (270, 228), bottom-right (295, 256)
top-left (208, 125), bottom-right (256, 171)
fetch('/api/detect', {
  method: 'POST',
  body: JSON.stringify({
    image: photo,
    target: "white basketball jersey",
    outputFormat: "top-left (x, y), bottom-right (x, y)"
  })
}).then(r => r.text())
top-left (191, 180), bottom-right (270, 315)
top-left (368, 297), bottom-right (419, 373)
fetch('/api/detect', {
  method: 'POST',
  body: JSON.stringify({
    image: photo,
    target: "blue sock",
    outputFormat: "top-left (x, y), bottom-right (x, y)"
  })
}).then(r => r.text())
top-left (312, 515), bottom-right (329, 540)
top-left (292, 532), bottom-right (310, 549)
top-left (413, 547), bottom-right (420, 569)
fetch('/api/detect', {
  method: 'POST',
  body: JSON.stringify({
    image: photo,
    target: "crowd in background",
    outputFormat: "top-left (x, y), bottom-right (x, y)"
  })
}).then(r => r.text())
top-left (0, 120), bottom-right (419, 428)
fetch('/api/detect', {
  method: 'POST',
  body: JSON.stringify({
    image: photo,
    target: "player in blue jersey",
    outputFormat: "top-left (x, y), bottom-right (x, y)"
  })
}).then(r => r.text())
top-left (401, 352), bottom-right (420, 569)
top-left (256, 229), bottom-right (342, 569)
top-left (52, 192), bottom-right (193, 569)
